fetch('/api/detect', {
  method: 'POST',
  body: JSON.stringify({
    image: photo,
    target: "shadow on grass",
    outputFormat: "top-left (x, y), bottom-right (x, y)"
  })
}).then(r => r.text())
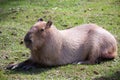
top-left (94, 70), bottom-right (120, 80)
top-left (4, 66), bottom-right (59, 75)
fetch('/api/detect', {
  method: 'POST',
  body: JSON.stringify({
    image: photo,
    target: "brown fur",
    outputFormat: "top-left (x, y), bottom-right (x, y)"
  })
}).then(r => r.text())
top-left (24, 20), bottom-right (117, 65)
top-left (7, 19), bottom-right (118, 70)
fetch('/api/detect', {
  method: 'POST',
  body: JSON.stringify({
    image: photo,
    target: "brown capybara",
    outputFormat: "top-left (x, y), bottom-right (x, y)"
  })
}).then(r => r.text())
top-left (7, 18), bottom-right (117, 70)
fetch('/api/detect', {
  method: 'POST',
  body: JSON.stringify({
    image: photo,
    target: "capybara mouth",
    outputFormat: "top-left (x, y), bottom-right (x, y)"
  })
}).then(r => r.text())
top-left (24, 41), bottom-right (32, 49)
top-left (24, 39), bottom-right (32, 43)
top-left (24, 39), bottom-right (32, 48)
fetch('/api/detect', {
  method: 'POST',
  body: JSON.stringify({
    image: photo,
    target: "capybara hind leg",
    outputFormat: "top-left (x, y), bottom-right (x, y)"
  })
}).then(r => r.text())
top-left (73, 57), bottom-right (97, 65)
top-left (6, 59), bottom-right (36, 70)
top-left (73, 54), bottom-right (99, 65)
top-left (76, 60), bottom-right (96, 65)
top-left (102, 52), bottom-right (117, 59)
top-left (72, 61), bottom-right (92, 64)
top-left (72, 53), bottom-right (97, 64)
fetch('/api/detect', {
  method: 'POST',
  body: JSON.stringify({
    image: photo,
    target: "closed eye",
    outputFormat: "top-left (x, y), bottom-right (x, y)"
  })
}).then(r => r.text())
top-left (40, 29), bottom-right (44, 32)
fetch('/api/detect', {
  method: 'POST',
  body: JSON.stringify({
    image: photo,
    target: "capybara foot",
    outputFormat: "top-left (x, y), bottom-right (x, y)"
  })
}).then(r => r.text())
top-left (6, 59), bottom-right (36, 70)
top-left (73, 61), bottom-right (96, 65)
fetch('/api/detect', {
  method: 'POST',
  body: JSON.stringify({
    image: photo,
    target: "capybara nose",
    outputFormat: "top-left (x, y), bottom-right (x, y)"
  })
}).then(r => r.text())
top-left (24, 33), bottom-right (32, 43)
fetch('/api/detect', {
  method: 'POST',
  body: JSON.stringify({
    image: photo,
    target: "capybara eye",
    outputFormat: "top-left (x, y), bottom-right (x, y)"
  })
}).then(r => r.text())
top-left (40, 29), bottom-right (44, 32)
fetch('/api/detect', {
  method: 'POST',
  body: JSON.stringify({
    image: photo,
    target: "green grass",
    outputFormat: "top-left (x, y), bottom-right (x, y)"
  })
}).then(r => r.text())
top-left (0, 0), bottom-right (120, 80)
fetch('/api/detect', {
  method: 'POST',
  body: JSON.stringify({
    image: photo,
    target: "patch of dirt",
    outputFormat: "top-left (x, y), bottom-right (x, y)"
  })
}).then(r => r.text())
top-left (93, 71), bottom-right (99, 75)
top-left (11, 32), bottom-right (17, 36)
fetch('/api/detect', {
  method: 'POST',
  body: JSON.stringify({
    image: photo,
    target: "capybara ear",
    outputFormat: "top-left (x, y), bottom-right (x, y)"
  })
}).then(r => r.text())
top-left (45, 21), bottom-right (52, 29)
top-left (38, 18), bottom-right (43, 21)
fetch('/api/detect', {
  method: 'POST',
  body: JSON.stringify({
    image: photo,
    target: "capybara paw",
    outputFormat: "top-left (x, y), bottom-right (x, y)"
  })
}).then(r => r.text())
top-left (73, 61), bottom-right (96, 65)
top-left (21, 65), bottom-right (35, 70)
top-left (72, 61), bottom-right (83, 64)
top-left (6, 62), bottom-right (26, 70)
top-left (6, 63), bottom-right (35, 70)
top-left (6, 63), bottom-right (20, 70)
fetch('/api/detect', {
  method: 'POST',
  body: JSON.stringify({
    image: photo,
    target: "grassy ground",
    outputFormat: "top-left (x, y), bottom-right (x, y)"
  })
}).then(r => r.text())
top-left (0, 0), bottom-right (120, 80)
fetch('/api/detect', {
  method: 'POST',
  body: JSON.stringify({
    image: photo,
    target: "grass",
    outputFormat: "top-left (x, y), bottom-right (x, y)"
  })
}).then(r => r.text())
top-left (0, 0), bottom-right (120, 80)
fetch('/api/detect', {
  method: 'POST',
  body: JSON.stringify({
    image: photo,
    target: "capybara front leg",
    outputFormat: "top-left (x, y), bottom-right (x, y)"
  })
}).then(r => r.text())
top-left (6, 59), bottom-right (36, 70)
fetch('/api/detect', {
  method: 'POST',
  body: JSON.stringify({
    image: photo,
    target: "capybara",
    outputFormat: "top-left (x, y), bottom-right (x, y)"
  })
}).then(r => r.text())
top-left (7, 18), bottom-right (117, 70)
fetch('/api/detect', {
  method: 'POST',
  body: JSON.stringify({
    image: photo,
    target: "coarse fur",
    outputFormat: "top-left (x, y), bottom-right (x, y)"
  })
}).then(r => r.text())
top-left (7, 19), bottom-right (117, 70)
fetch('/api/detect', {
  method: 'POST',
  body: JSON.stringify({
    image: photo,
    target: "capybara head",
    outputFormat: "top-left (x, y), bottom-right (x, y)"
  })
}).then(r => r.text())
top-left (24, 18), bottom-right (52, 50)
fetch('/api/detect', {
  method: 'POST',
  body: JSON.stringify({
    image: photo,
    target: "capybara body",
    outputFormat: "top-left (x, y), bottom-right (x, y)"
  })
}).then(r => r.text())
top-left (25, 19), bottom-right (117, 65)
top-left (7, 19), bottom-right (117, 70)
